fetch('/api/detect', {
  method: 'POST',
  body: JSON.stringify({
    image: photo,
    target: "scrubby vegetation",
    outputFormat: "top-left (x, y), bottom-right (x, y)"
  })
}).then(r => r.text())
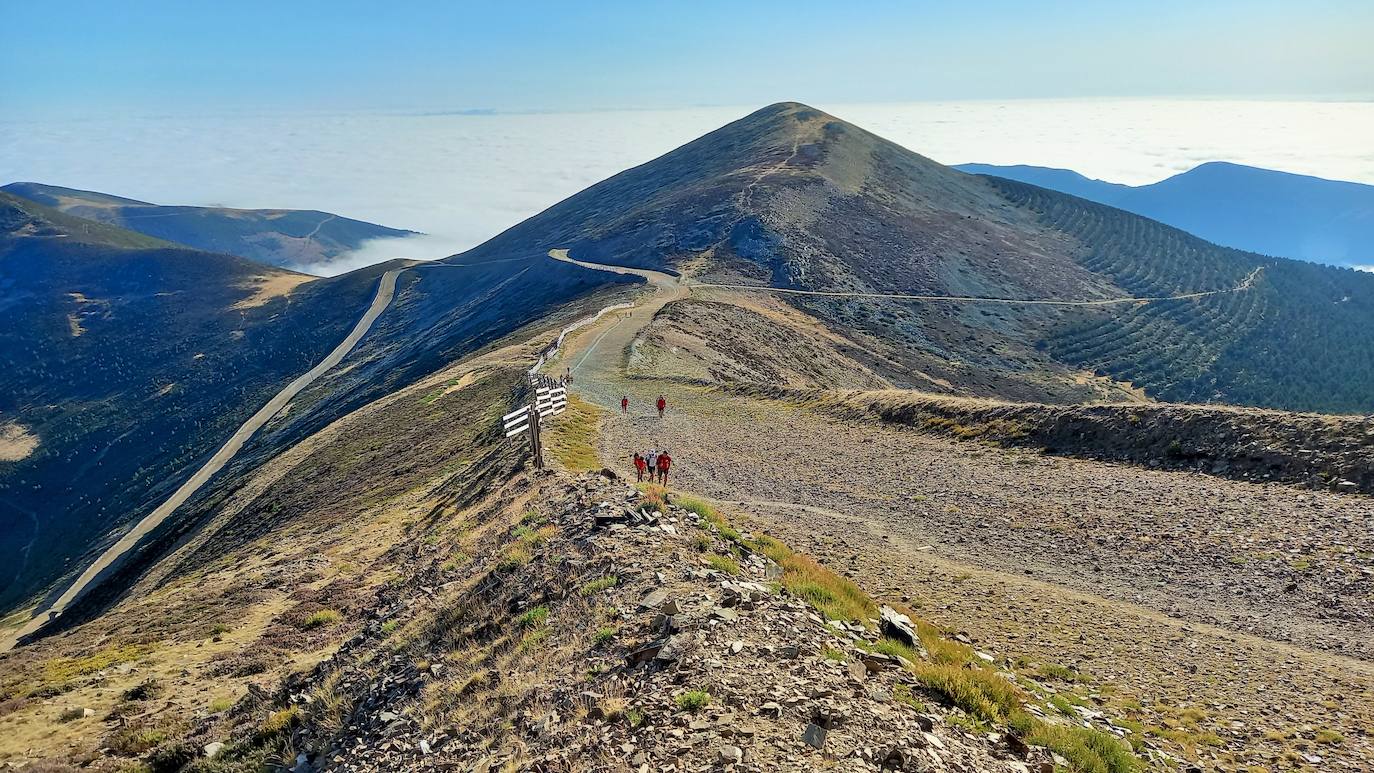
top-left (991, 176), bottom-right (1374, 413)
top-left (692, 494), bottom-right (1139, 773)
top-left (674, 690), bottom-right (711, 713)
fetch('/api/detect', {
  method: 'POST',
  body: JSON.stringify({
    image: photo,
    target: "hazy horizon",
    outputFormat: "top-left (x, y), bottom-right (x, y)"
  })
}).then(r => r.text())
top-left (5, 98), bottom-right (1372, 274)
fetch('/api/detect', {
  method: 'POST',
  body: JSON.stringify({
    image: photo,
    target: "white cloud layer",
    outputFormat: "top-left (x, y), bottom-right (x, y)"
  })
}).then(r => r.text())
top-left (3, 99), bottom-right (1371, 275)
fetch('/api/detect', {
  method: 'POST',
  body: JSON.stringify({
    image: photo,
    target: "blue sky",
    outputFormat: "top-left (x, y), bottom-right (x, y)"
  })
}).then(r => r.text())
top-left (3, 0), bottom-right (1371, 113)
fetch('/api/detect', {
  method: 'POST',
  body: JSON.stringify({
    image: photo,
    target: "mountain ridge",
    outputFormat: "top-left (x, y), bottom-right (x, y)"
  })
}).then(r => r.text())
top-left (2, 182), bottom-right (417, 272)
top-left (956, 160), bottom-right (1374, 268)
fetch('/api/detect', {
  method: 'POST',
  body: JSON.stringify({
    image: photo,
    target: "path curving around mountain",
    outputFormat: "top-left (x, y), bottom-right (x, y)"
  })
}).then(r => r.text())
top-left (2, 268), bottom-right (405, 651)
top-left (550, 248), bottom-right (1263, 307)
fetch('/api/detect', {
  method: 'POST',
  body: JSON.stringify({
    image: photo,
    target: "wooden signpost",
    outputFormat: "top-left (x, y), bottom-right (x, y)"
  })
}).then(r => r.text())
top-left (503, 381), bottom-right (567, 469)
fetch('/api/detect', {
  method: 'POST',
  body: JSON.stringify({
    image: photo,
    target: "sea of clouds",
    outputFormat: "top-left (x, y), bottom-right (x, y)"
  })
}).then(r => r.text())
top-left (2, 99), bottom-right (1371, 275)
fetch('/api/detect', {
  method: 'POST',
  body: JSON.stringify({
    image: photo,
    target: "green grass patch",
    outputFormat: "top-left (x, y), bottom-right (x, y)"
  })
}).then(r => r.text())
top-left (106, 724), bottom-right (170, 755)
top-left (519, 627), bottom-right (551, 652)
top-left (593, 627), bottom-right (617, 646)
top-left (579, 576), bottom-right (619, 596)
top-left (544, 394), bottom-right (602, 472)
top-left (866, 636), bottom-right (921, 663)
top-left (1315, 729), bottom-right (1344, 745)
top-left (516, 605), bottom-right (550, 629)
top-left (746, 532), bottom-right (876, 622)
top-left (821, 647), bottom-right (848, 663)
top-left (912, 662), bottom-right (1024, 724)
top-left (706, 554), bottom-right (741, 575)
top-left (1025, 722), bottom-right (1140, 773)
top-left (43, 644), bottom-right (151, 687)
top-left (674, 690), bottom-right (710, 713)
top-left (497, 542), bottom-right (534, 571)
top-left (301, 609), bottom-right (342, 630)
top-left (260, 706), bottom-right (301, 736)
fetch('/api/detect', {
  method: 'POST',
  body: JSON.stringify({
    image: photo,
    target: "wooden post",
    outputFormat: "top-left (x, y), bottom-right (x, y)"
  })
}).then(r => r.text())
top-left (529, 396), bottom-right (544, 470)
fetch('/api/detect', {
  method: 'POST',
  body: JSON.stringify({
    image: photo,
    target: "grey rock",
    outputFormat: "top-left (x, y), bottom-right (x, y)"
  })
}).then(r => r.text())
top-left (802, 722), bottom-right (828, 749)
top-left (879, 606), bottom-right (918, 648)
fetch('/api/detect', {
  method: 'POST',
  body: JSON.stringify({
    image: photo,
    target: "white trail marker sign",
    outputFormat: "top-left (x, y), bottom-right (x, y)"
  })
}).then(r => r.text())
top-left (504, 382), bottom-right (567, 469)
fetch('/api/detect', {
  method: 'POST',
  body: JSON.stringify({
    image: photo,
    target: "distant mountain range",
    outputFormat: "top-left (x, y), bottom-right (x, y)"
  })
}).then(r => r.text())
top-left (955, 162), bottom-right (1374, 268)
top-left (0, 182), bottom-right (414, 272)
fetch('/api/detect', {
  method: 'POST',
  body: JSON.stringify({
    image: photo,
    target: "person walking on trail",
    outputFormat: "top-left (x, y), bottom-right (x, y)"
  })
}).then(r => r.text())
top-left (632, 452), bottom-right (647, 482)
top-left (656, 394), bottom-right (666, 418)
top-left (656, 449), bottom-right (673, 485)
top-left (621, 395), bottom-right (629, 414)
top-left (645, 449), bottom-right (658, 481)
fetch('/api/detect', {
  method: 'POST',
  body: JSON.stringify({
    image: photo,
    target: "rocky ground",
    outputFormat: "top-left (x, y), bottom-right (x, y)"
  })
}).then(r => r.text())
top-left (591, 385), bottom-right (1374, 771)
top-left (726, 383), bottom-right (1374, 495)
top-left (534, 269), bottom-right (1374, 771)
top-left (177, 472), bottom-right (1149, 773)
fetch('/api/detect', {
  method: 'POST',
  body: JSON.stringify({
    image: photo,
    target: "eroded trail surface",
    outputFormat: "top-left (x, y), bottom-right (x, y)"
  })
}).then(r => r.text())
top-left (553, 251), bottom-right (1374, 769)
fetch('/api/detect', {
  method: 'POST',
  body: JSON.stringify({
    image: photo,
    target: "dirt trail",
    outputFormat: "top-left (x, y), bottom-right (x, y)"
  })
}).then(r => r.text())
top-left (551, 250), bottom-right (1374, 768)
top-left (1, 268), bottom-right (405, 651)
top-left (694, 265), bottom-right (1265, 306)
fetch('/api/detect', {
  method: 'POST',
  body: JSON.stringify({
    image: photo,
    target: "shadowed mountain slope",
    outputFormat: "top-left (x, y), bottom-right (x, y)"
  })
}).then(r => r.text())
top-left (0, 192), bottom-right (383, 611)
top-left (957, 161), bottom-right (1374, 268)
top-left (2, 182), bottom-right (415, 272)
top-left (0, 192), bottom-right (635, 617)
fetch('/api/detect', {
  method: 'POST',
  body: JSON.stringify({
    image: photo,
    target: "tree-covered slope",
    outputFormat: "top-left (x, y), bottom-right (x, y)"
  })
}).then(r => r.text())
top-left (989, 177), bottom-right (1374, 412)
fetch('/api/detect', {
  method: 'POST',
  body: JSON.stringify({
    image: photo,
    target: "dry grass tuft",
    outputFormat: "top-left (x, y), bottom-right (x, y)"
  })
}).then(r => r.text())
top-left (544, 394), bottom-right (603, 472)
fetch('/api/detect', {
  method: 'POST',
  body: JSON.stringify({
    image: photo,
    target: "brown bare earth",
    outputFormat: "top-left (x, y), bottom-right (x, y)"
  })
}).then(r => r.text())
top-left (0, 421), bottom-right (39, 462)
top-left (230, 270), bottom-right (315, 309)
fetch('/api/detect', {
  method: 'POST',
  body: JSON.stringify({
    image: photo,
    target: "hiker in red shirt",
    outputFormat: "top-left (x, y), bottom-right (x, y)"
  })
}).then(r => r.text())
top-left (632, 452), bottom-right (647, 482)
top-left (656, 450), bottom-right (672, 485)
top-left (621, 395), bottom-right (629, 414)
top-left (656, 394), bottom-right (666, 418)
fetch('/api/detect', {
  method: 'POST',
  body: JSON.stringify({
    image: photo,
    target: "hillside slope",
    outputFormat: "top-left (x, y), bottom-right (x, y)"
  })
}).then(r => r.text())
top-left (2, 182), bottom-right (415, 272)
top-left (0, 192), bottom-right (637, 619)
top-left (957, 161), bottom-right (1374, 268)
top-left (0, 192), bottom-right (383, 613)
top-left (467, 101), bottom-right (1374, 412)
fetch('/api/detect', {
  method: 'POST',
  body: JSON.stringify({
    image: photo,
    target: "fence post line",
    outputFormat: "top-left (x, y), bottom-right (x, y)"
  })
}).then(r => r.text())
top-left (529, 392), bottom-right (545, 470)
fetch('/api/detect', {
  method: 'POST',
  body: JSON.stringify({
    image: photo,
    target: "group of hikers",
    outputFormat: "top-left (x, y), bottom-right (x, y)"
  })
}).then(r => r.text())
top-left (633, 448), bottom-right (673, 484)
top-left (620, 394), bottom-right (667, 418)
